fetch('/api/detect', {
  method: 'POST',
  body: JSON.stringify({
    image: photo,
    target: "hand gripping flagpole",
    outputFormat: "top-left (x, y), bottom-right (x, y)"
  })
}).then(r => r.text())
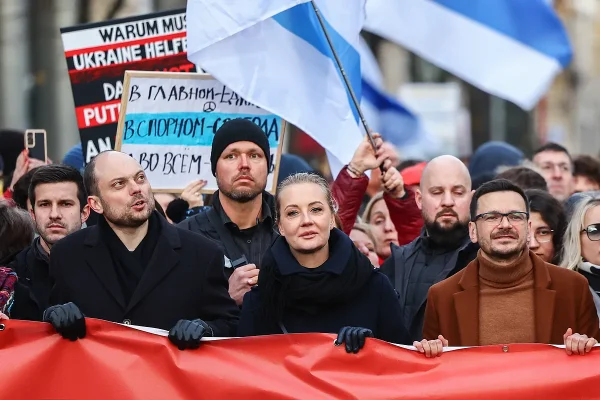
top-left (309, 0), bottom-right (379, 154)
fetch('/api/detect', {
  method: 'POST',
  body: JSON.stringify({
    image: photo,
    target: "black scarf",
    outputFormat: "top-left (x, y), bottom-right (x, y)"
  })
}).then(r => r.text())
top-left (98, 211), bottom-right (162, 305)
top-left (258, 228), bottom-right (376, 326)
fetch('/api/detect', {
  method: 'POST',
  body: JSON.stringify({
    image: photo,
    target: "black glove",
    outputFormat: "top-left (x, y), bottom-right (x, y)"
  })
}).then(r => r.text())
top-left (334, 326), bottom-right (374, 354)
top-left (168, 319), bottom-right (213, 350)
top-left (42, 302), bottom-right (86, 341)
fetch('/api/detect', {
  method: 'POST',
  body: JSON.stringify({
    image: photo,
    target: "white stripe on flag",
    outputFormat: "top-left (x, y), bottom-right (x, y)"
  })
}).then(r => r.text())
top-left (364, 0), bottom-right (567, 110)
top-left (186, 0), bottom-right (309, 50)
top-left (188, 1), bottom-right (365, 177)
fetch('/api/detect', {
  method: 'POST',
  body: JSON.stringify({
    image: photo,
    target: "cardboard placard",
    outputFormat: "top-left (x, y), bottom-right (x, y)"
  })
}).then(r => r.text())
top-left (115, 71), bottom-right (285, 193)
top-left (60, 9), bottom-right (194, 165)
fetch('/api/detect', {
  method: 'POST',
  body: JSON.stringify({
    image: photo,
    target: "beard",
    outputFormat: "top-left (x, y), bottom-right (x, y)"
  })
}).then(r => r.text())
top-left (482, 228), bottom-right (525, 260)
top-left (488, 246), bottom-right (523, 260)
top-left (217, 172), bottom-right (265, 203)
top-left (37, 220), bottom-right (80, 247)
top-left (101, 196), bottom-right (154, 228)
top-left (423, 209), bottom-right (469, 247)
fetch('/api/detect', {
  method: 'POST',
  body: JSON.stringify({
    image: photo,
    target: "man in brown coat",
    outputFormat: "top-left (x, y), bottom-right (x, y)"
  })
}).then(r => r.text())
top-left (417, 179), bottom-right (599, 357)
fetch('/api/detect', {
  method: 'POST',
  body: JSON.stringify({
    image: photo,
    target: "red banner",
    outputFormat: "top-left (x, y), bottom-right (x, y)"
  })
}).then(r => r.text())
top-left (1, 319), bottom-right (599, 399)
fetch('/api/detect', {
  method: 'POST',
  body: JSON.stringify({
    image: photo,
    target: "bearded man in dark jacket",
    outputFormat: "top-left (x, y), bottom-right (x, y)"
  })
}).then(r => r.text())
top-left (178, 119), bottom-right (279, 306)
top-left (381, 155), bottom-right (478, 341)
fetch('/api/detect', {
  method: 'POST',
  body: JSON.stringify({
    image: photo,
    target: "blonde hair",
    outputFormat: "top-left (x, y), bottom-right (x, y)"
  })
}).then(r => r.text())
top-left (351, 222), bottom-right (377, 245)
top-left (275, 172), bottom-right (338, 222)
top-left (560, 197), bottom-right (600, 270)
top-left (362, 192), bottom-right (384, 224)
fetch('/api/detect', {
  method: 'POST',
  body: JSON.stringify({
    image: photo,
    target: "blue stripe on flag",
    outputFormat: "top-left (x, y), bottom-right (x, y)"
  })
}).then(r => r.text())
top-left (361, 79), bottom-right (419, 146)
top-left (273, 3), bottom-right (362, 123)
top-left (432, 0), bottom-right (572, 67)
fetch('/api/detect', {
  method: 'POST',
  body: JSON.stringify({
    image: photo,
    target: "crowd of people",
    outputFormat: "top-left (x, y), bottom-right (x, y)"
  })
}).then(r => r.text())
top-left (1, 120), bottom-right (600, 356)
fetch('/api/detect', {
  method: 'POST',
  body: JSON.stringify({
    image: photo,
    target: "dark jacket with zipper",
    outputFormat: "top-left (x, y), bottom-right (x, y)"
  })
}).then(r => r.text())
top-left (8, 239), bottom-right (52, 321)
top-left (238, 229), bottom-right (411, 345)
top-left (177, 190), bottom-right (278, 275)
top-left (380, 229), bottom-right (479, 341)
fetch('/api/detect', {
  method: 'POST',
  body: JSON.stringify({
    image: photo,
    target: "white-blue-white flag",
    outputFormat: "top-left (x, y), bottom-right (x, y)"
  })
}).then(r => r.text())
top-left (359, 38), bottom-right (418, 147)
top-left (363, 0), bottom-right (572, 110)
top-left (358, 38), bottom-right (440, 160)
top-left (186, 0), bottom-right (366, 175)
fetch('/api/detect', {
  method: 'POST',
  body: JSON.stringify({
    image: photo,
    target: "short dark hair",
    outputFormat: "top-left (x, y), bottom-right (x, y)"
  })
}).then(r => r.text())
top-left (83, 154), bottom-right (100, 197)
top-left (29, 165), bottom-right (87, 211)
top-left (495, 166), bottom-right (548, 191)
top-left (533, 142), bottom-right (571, 161)
top-left (470, 179), bottom-right (530, 221)
top-left (0, 201), bottom-right (35, 263)
top-left (573, 155), bottom-right (600, 185)
top-left (525, 189), bottom-right (566, 264)
top-left (12, 167), bottom-right (42, 210)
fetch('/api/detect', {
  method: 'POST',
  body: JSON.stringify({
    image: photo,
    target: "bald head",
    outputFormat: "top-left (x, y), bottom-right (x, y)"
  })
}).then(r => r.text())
top-left (84, 150), bottom-right (155, 228)
top-left (83, 151), bottom-right (143, 197)
top-left (416, 155), bottom-right (472, 245)
top-left (420, 155), bottom-right (471, 192)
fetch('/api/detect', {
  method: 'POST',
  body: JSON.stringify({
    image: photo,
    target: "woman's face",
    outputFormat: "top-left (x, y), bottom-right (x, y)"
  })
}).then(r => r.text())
top-left (528, 211), bottom-right (555, 263)
top-left (367, 199), bottom-right (399, 259)
top-left (278, 182), bottom-right (334, 255)
top-left (581, 205), bottom-right (600, 266)
top-left (350, 229), bottom-right (380, 267)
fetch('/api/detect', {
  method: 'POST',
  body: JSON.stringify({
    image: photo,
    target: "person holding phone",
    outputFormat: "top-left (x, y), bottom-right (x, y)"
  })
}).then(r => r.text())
top-left (3, 130), bottom-right (52, 201)
top-left (178, 119), bottom-right (279, 306)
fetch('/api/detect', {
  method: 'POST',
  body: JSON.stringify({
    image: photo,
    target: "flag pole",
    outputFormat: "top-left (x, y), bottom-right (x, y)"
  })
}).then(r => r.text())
top-left (309, 0), bottom-right (379, 152)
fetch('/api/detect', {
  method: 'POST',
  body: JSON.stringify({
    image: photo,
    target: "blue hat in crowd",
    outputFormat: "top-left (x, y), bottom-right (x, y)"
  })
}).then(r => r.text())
top-left (62, 143), bottom-right (85, 173)
top-left (277, 154), bottom-right (314, 185)
top-left (469, 141), bottom-right (524, 178)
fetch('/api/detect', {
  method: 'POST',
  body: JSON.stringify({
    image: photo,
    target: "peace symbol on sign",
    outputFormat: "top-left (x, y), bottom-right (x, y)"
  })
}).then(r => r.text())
top-left (203, 101), bottom-right (216, 112)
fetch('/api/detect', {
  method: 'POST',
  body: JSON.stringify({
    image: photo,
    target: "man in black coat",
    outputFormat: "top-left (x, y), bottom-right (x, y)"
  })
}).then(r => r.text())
top-left (381, 155), bottom-right (478, 341)
top-left (178, 119), bottom-right (278, 305)
top-left (45, 151), bottom-right (239, 350)
top-left (9, 165), bottom-right (90, 321)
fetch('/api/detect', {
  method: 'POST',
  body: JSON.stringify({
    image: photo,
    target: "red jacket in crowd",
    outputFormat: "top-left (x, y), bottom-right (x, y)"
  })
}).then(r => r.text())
top-left (331, 166), bottom-right (423, 246)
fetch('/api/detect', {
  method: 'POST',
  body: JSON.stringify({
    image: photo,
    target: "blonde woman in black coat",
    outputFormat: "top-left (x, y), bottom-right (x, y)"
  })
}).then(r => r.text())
top-left (238, 173), bottom-right (410, 353)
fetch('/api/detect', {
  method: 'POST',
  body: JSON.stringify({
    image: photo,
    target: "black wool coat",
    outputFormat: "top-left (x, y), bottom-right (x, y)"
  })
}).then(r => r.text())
top-left (49, 213), bottom-right (239, 335)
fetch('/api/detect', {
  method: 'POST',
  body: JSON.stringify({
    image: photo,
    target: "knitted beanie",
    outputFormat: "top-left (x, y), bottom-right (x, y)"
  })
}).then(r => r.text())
top-left (210, 119), bottom-right (271, 176)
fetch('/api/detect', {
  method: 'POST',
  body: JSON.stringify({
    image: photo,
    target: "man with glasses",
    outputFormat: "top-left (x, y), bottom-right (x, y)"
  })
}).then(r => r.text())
top-left (532, 142), bottom-right (574, 202)
top-left (416, 179), bottom-right (598, 357)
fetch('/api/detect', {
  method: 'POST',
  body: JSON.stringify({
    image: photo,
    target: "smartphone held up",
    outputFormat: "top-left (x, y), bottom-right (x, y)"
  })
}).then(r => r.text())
top-left (24, 129), bottom-right (48, 163)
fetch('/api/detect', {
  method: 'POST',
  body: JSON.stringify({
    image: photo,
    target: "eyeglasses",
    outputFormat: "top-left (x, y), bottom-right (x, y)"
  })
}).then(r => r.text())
top-left (533, 229), bottom-right (554, 243)
top-left (581, 224), bottom-right (600, 241)
top-left (473, 211), bottom-right (529, 225)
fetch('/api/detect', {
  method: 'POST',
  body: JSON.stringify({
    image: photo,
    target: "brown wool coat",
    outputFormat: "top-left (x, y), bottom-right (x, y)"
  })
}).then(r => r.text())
top-left (423, 251), bottom-right (600, 346)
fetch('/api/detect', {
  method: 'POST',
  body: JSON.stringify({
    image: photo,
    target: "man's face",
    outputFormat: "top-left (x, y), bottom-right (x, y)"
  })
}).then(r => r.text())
top-left (533, 150), bottom-right (574, 201)
top-left (416, 160), bottom-right (472, 245)
top-left (91, 153), bottom-right (154, 228)
top-left (469, 191), bottom-right (530, 261)
top-left (215, 141), bottom-right (268, 203)
top-left (31, 182), bottom-right (89, 248)
top-left (573, 175), bottom-right (600, 193)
